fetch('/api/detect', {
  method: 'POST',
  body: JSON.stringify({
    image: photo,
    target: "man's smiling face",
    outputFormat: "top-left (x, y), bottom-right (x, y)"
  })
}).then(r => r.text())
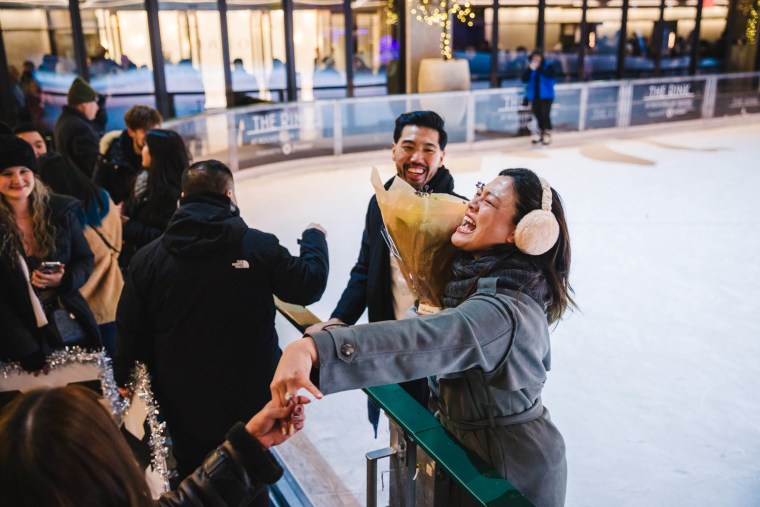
top-left (391, 125), bottom-right (446, 190)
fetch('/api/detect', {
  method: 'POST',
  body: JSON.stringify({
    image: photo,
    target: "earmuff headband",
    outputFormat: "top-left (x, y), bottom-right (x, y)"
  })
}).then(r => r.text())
top-left (514, 176), bottom-right (560, 256)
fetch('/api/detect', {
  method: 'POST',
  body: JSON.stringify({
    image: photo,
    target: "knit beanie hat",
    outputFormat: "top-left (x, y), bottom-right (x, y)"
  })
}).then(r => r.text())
top-left (0, 135), bottom-right (37, 172)
top-left (67, 77), bottom-right (98, 105)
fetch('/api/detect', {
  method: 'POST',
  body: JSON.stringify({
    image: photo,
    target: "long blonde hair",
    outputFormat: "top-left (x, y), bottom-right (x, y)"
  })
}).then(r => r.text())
top-left (0, 175), bottom-right (57, 261)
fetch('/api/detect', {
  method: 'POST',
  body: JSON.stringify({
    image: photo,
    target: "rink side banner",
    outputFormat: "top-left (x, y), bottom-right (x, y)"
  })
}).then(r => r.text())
top-left (713, 77), bottom-right (760, 117)
top-left (629, 80), bottom-right (705, 126)
top-left (236, 104), bottom-right (334, 166)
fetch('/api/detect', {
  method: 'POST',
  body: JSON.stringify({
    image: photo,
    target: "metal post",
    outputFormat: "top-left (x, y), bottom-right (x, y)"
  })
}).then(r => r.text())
top-left (366, 447), bottom-right (397, 507)
top-left (578, 85), bottom-right (588, 132)
top-left (0, 21), bottom-right (15, 126)
top-left (333, 100), bottom-right (343, 155)
top-left (283, 0), bottom-right (297, 101)
top-left (688, 0), bottom-right (703, 75)
top-left (577, 0), bottom-right (588, 81)
top-left (398, 0), bottom-right (407, 93)
top-left (69, 0), bottom-right (89, 80)
top-left (218, 0), bottom-right (235, 109)
top-left (615, 0), bottom-right (629, 80)
top-left (489, 0), bottom-right (500, 88)
top-left (343, 0), bottom-right (355, 97)
top-left (536, 0), bottom-right (545, 51)
top-left (653, 0), bottom-right (665, 77)
top-left (145, 0), bottom-right (172, 118)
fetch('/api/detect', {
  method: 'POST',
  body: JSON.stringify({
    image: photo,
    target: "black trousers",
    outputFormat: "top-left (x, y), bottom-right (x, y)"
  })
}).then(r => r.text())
top-left (532, 98), bottom-right (553, 132)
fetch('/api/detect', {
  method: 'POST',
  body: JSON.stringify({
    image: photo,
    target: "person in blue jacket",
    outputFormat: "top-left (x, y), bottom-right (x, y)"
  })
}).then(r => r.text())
top-left (521, 50), bottom-right (556, 145)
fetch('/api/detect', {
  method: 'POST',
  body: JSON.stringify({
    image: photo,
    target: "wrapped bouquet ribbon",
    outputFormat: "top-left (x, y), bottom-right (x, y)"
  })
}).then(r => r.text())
top-left (371, 167), bottom-right (467, 314)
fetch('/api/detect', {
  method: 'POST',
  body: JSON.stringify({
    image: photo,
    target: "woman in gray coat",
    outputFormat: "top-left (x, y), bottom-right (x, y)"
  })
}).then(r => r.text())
top-left (272, 168), bottom-right (574, 507)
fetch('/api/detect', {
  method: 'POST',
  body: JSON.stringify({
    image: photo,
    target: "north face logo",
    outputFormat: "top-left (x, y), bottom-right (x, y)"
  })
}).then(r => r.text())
top-left (231, 260), bottom-right (250, 269)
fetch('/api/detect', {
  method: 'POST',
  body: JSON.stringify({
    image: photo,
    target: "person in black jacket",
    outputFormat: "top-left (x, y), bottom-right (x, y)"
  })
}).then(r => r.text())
top-left (0, 136), bottom-right (100, 372)
top-left (54, 77), bottom-right (101, 178)
top-left (93, 105), bottom-right (163, 205)
top-left (305, 110), bottom-right (462, 433)
top-left (119, 129), bottom-right (189, 270)
top-left (0, 385), bottom-right (308, 507)
top-left (113, 160), bottom-right (329, 500)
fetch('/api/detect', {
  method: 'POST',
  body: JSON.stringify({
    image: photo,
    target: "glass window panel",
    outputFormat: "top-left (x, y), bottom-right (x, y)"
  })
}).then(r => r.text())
top-left (158, 1), bottom-right (225, 115)
top-left (452, 6), bottom-right (492, 89)
top-left (585, 7), bottom-right (621, 80)
top-left (79, 0), bottom-right (155, 131)
top-left (496, 6), bottom-right (538, 87)
top-left (623, 7), bottom-right (659, 77)
top-left (1, 3), bottom-right (76, 129)
top-left (545, 5), bottom-right (582, 82)
top-left (352, 0), bottom-right (402, 97)
top-left (227, 8), bottom-right (288, 103)
top-left (293, 7), bottom-right (347, 101)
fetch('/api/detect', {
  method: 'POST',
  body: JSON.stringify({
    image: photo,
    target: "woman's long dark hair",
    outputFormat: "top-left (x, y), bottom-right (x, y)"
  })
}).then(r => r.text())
top-left (0, 386), bottom-right (153, 507)
top-left (37, 152), bottom-right (108, 227)
top-left (141, 129), bottom-right (190, 225)
top-left (499, 168), bottom-right (575, 323)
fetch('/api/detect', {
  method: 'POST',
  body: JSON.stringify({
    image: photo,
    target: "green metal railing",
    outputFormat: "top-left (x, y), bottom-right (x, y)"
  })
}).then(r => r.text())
top-left (274, 298), bottom-right (533, 507)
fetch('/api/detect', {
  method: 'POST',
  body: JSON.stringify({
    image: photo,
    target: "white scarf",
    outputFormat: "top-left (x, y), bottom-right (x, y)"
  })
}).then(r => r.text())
top-left (17, 253), bottom-right (48, 327)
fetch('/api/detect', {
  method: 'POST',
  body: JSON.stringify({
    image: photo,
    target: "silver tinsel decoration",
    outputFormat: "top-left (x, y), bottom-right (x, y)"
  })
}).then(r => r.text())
top-left (127, 361), bottom-right (172, 492)
top-left (0, 349), bottom-right (170, 492)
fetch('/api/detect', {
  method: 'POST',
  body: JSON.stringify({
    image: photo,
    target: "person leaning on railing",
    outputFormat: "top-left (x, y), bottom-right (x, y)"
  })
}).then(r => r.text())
top-left (0, 385), bottom-right (308, 506)
top-left (272, 168), bottom-right (575, 507)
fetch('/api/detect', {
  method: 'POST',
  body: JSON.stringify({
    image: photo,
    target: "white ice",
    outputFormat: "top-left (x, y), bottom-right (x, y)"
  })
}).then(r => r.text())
top-left (235, 120), bottom-right (760, 506)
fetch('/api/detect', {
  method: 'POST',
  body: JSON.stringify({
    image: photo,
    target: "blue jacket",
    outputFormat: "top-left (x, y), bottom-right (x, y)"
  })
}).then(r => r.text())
top-left (522, 62), bottom-right (556, 101)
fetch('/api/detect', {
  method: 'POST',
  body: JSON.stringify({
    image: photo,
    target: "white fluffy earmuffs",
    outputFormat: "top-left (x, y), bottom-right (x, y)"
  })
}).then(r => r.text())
top-left (514, 177), bottom-right (560, 256)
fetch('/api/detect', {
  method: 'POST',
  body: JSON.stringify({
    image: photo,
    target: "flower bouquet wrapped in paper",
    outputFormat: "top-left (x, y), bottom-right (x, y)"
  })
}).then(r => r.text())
top-left (371, 167), bottom-right (467, 314)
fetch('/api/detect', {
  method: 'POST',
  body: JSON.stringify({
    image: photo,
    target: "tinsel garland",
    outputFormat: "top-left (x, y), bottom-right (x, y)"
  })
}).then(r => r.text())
top-left (0, 349), bottom-right (170, 492)
top-left (126, 361), bottom-right (172, 492)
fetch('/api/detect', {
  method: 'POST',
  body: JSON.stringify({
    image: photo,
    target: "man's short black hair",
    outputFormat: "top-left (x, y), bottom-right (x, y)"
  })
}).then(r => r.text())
top-left (181, 159), bottom-right (234, 196)
top-left (393, 110), bottom-right (447, 150)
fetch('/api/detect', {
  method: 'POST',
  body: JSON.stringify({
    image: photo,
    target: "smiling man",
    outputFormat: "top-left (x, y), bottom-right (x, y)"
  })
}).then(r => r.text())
top-left (307, 110), bottom-right (463, 431)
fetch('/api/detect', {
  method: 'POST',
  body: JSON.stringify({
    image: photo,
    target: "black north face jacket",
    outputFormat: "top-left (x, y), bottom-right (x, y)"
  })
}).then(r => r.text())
top-left (113, 192), bottom-right (328, 474)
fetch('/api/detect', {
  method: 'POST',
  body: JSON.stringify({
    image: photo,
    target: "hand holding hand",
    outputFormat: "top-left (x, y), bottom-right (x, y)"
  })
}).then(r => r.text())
top-left (246, 396), bottom-right (310, 448)
top-left (270, 338), bottom-right (323, 408)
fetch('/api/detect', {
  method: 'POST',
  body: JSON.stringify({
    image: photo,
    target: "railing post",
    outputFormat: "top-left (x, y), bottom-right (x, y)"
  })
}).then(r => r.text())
top-left (367, 446), bottom-right (397, 507)
top-left (334, 101), bottom-right (343, 156)
top-left (466, 92), bottom-right (476, 145)
top-left (578, 85), bottom-right (589, 132)
top-left (227, 110), bottom-right (239, 172)
top-left (702, 75), bottom-right (717, 120)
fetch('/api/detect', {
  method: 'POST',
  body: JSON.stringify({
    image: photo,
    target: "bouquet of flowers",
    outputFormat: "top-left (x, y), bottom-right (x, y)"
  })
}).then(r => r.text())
top-left (371, 167), bottom-right (467, 314)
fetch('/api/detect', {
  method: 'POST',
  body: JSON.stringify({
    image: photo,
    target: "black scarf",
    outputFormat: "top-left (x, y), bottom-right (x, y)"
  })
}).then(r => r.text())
top-left (442, 243), bottom-right (551, 311)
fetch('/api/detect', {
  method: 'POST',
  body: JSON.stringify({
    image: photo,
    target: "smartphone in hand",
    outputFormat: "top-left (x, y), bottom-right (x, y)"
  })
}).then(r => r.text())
top-left (39, 261), bottom-right (63, 274)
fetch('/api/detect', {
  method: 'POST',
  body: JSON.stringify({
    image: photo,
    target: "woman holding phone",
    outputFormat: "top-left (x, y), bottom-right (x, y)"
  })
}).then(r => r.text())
top-left (0, 136), bottom-right (100, 372)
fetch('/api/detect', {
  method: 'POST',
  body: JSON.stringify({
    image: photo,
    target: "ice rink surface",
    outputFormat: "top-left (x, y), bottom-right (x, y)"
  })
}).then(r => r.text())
top-left (235, 120), bottom-right (760, 506)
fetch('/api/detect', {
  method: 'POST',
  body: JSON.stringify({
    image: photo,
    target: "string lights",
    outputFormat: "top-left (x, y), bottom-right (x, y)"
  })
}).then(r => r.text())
top-left (409, 0), bottom-right (476, 58)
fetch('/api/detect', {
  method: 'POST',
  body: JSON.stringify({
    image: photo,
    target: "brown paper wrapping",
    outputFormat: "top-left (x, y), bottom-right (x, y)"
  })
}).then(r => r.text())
top-left (371, 167), bottom-right (467, 311)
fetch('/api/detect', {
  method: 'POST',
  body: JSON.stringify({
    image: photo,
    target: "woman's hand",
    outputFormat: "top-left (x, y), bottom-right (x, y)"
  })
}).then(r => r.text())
top-left (246, 396), bottom-right (310, 449)
top-left (31, 264), bottom-right (65, 289)
top-left (270, 338), bottom-right (323, 408)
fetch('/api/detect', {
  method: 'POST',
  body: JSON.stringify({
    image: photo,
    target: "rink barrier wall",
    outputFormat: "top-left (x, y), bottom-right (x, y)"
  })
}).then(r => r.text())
top-left (273, 298), bottom-right (534, 507)
top-left (163, 71), bottom-right (760, 173)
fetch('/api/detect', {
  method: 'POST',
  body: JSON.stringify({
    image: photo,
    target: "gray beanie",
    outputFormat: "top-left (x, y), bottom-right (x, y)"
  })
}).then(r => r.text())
top-left (67, 77), bottom-right (99, 105)
top-left (0, 135), bottom-right (37, 172)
